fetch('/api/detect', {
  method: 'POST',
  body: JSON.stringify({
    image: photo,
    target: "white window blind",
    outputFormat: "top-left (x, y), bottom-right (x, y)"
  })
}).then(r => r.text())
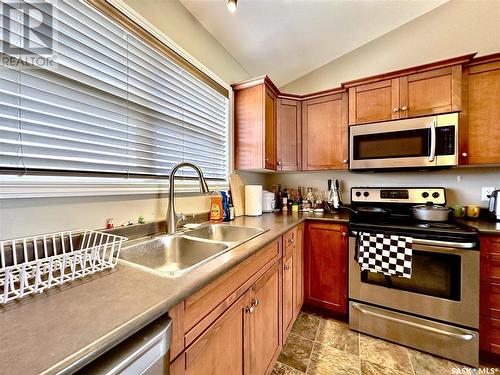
top-left (0, 0), bottom-right (229, 181)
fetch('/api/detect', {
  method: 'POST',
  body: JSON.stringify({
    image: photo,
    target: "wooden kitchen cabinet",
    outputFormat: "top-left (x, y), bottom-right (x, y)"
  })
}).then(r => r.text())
top-left (345, 54), bottom-right (473, 125)
top-left (249, 262), bottom-right (281, 375)
top-left (302, 91), bottom-right (349, 170)
top-left (304, 222), bottom-right (348, 315)
top-left (460, 53), bottom-right (500, 165)
top-left (282, 243), bottom-right (294, 338)
top-left (294, 223), bottom-right (304, 318)
top-left (277, 97), bottom-right (301, 171)
top-left (183, 292), bottom-right (250, 375)
top-left (233, 76), bottom-right (278, 170)
top-left (480, 234), bottom-right (500, 362)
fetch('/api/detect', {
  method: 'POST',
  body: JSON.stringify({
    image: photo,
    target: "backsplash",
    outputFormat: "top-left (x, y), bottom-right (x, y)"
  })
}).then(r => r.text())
top-left (265, 167), bottom-right (500, 207)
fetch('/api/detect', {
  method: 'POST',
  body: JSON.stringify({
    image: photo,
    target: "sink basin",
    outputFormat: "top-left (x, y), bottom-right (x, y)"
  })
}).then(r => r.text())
top-left (184, 224), bottom-right (267, 243)
top-left (119, 236), bottom-right (229, 276)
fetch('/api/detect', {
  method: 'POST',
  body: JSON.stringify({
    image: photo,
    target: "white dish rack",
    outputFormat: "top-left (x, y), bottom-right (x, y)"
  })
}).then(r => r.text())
top-left (0, 230), bottom-right (127, 304)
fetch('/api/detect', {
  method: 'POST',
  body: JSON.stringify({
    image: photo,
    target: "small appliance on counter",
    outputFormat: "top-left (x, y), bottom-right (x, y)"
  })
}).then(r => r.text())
top-left (489, 189), bottom-right (500, 221)
top-left (348, 186), bottom-right (479, 367)
top-left (244, 185), bottom-right (263, 216)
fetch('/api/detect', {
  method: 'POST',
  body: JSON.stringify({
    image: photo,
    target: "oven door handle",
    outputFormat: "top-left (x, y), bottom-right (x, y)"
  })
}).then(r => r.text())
top-left (350, 231), bottom-right (476, 249)
top-left (351, 303), bottom-right (475, 341)
top-left (428, 120), bottom-right (436, 162)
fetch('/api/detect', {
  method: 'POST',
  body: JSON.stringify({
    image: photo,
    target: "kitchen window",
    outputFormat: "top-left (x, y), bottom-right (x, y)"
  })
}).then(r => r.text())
top-left (0, 0), bottom-right (230, 192)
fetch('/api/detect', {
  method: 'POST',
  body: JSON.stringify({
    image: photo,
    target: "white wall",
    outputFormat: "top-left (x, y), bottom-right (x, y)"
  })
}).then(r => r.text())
top-left (265, 167), bottom-right (500, 207)
top-left (281, 0), bottom-right (500, 94)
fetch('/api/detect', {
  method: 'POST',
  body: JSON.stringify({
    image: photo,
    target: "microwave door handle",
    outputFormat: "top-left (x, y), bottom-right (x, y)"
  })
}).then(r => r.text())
top-left (428, 120), bottom-right (436, 162)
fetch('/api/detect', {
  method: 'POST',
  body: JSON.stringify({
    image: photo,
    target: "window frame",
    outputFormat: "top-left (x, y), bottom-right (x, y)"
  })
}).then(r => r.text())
top-left (0, 0), bottom-right (233, 199)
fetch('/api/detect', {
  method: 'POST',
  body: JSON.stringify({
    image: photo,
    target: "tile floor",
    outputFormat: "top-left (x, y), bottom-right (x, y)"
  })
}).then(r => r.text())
top-left (273, 309), bottom-right (499, 375)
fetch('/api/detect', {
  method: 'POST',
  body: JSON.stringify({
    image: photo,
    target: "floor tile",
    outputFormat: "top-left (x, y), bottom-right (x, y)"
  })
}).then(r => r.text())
top-left (272, 361), bottom-right (305, 375)
top-left (359, 334), bottom-right (413, 374)
top-left (315, 318), bottom-right (359, 355)
top-left (291, 312), bottom-right (321, 341)
top-left (278, 333), bottom-right (314, 373)
top-left (307, 342), bottom-right (359, 375)
top-left (360, 360), bottom-right (408, 375)
top-left (408, 348), bottom-right (472, 375)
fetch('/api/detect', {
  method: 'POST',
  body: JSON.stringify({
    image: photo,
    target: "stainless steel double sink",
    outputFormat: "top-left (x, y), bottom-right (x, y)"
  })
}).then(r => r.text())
top-left (118, 224), bottom-right (268, 277)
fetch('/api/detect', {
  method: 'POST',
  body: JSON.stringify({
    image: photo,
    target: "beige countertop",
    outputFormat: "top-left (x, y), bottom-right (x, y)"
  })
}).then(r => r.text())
top-left (0, 212), bottom-right (349, 375)
top-left (461, 218), bottom-right (500, 235)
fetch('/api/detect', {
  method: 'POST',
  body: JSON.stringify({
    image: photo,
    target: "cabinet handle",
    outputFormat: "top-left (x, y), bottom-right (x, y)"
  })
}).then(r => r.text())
top-left (246, 306), bottom-right (254, 314)
top-left (252, 299), bottom-right (259, 307)
top-left (392, 107), bottom-right (399, 113)
top-left (343, 159), bottom-right (348, 163)
top-left (401, 106), bottom-right (408, 111)
top-left (461, 152), bottom-right (468, 157)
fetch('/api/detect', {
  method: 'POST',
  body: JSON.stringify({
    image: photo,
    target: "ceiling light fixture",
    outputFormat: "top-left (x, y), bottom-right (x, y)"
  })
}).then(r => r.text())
top-left (227, 0), bottom-right (237, 13)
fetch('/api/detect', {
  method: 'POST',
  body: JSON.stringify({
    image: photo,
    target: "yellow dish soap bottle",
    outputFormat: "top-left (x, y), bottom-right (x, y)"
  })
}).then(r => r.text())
top-left (210, 192), bottom-right (223, 223)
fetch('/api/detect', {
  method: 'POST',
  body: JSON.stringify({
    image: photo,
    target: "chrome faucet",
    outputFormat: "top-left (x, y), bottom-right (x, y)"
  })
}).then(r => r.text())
top-left (166, 162), bottom-right (210, 234)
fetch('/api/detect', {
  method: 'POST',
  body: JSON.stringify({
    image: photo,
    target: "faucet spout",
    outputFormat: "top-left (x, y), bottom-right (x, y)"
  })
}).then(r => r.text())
top-left (166, 162), bottom-right (210, 234)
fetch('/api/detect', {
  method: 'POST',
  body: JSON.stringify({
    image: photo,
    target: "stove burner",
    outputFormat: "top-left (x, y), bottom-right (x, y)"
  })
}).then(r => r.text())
top-left (416, 222), bottom-right (460, 229)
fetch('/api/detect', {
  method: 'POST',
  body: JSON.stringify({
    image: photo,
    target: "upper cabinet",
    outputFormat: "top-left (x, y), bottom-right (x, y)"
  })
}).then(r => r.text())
top-left (345, 54), bottom-right (474, 125)
top-left (302, 91), bottom-right (348, 170)
top-left (232, 77), bottom-right (278, 171)
top-left (460, 53), bottom-right (500, 165)
top-left (277, 98), bottom-right (301, 171)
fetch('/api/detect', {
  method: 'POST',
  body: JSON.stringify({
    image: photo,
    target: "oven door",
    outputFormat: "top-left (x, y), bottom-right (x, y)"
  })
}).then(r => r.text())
top-left (349, 113), bottom-right (458, 170)
top-left (348, 236), bottom-right (479, 329)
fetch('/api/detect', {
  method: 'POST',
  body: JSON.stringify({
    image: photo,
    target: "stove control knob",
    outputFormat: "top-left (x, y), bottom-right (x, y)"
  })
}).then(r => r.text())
top-left (432, 192), bottom-right (440, 199)
top-left (355, 191), bottom-right (361, 197)
top-left (363, 192), bottom-right (369, 197)
top-left (422, 192), bottom-right (429, 198)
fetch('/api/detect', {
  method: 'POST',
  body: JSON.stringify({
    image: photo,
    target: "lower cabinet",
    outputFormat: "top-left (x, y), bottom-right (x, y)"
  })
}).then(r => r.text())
top-left (282, 245), bottom-right (294, 338)
top-left (294, 223), bottom-right (304, 317)
top-left (184, 292), bottom-right (249, 375)
top-left (304, 222), bottom-right (348, 315)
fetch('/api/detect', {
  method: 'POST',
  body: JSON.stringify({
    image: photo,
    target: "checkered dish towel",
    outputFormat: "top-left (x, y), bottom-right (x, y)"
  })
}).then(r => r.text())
top-left (357, 232), bottom-right (413, 279)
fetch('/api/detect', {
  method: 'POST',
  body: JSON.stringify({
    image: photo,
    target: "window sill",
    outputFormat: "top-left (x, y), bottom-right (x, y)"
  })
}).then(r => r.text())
top-left (0, 176), bottom-right (228, 199)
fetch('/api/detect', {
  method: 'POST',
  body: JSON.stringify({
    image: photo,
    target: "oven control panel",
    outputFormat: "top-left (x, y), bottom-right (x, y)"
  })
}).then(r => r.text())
top-left (351, 187), bottom-right (446, 205)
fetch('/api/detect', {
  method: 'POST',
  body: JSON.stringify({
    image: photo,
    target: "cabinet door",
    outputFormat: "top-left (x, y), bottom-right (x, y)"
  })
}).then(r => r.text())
top-left (282, 248), bottom-right (294, 338)
top-left (401, 66), bottom-right (461, 118)
top-left (264, 86), bottom-right (277, 170)
top-left (250, 263), bottom-right (281, 375)
top-left (348, 79), bottom-right (400, 125)
top-left (293, 224), bottom-right (304, 318)
top-left (304, 222), bottom-right (348, 314)
top-left (277, 98), bottom-right (301, 171)
top-left (302, 93), bottom-right (348, 170)
top-left (462, 59), bottom-right (500, 165)
top-left (184, 291), bottom-right (250, 375)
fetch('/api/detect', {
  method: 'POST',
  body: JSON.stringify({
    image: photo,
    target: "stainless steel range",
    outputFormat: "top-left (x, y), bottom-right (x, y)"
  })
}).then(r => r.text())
top-left (348, 187), bottom-right (479, 367)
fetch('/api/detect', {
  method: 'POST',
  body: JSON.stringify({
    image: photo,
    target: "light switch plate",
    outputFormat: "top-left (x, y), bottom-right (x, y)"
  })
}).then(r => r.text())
top-left (482, 187), bottom-right (496, 201)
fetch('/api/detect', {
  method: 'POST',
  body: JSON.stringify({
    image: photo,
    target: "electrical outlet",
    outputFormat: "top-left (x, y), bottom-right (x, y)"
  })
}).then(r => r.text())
top-left (482, 187), bottom-right (496, 201)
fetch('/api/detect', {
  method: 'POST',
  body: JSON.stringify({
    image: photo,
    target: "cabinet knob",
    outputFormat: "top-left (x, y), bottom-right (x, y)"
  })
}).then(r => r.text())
top-left (392, 107), bottom-right (399, 113)
top-left (265, 158), bottom-right (269, 162)
top-left (252, 299), bottom-right (259, 307)
top-left (343, 159), bottom-right (348, 164)
top-left (284, 264), bottom-right (290, 270)
top-left (342, 232), bottom-right (347, 237)
top-left (278, 161), bottom-right (282, 165)
top-left (246, 306), bottom-right (254, 314)
top-left (401, 106), bottom-right (408, 111)
top-left (461, 152), bottom-right (468, 157)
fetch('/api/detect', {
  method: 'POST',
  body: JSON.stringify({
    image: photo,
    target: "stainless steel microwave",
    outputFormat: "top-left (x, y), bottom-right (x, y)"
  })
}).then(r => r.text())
top-left (349, 113), bottom-right (459, 170)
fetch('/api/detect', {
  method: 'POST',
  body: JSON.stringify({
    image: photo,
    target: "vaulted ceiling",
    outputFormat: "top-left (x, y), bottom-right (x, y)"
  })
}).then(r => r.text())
top-left (179, 0), bottom-right (448, 87)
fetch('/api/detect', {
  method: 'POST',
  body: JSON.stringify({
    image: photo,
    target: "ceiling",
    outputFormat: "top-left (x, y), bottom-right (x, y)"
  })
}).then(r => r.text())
top-left (179, 0), bottom-right (448, 87)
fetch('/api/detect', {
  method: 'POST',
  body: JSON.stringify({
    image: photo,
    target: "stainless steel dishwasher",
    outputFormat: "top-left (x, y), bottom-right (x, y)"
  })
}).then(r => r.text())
top-left (78, 315), bottom-right (172, 375)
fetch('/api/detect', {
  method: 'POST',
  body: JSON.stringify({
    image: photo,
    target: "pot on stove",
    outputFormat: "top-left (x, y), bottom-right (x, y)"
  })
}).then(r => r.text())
top-left (412, 202), bottom-right (452, 222)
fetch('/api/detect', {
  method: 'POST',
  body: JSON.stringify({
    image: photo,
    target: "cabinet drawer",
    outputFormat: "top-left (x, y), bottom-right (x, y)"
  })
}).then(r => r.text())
top-left (481, 282), bottom-right (500, 319)
top-left (284, 226), bottom-right (297, 250)
top-left (184, 239), bottom-right (280, 332)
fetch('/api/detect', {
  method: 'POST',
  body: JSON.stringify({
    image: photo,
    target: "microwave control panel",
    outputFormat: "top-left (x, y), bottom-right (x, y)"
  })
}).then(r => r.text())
top-left (436, 126), bottom-right (455, 155)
